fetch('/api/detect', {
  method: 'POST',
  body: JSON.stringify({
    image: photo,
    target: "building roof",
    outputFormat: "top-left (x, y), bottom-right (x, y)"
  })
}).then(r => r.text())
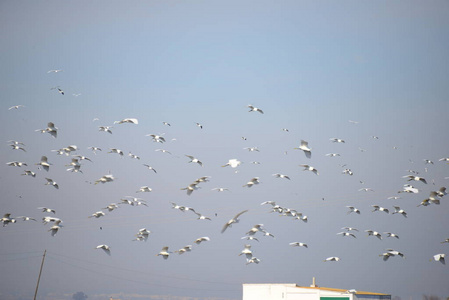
top-left (296, 285), bottom-right (389, 296)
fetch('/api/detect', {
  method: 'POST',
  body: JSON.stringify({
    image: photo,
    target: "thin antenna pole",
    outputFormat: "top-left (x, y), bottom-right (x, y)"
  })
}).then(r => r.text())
top-left (34, 249), bottom-right (47, 300)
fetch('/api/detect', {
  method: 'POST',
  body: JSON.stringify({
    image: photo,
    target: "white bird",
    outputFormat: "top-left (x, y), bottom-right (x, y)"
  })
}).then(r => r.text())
top-left (439, 157), bottom-right (449, 162)
top-left (137, 186), bottom-right (152, 193)
top-left (380, 250), bottom-right (405, 261)
top-left (342, 168), bottom-right (353, 176)
top-left (222, 158), bottom-right (241, 168)
top-left (194, 237), bottom-right (210, 244)
top-left (244, 147), bottom-right (260, 152)
top-left (247, 105), bottom-right (264, 114)
top-left (243, 177), bottom-right (260, 187)
top-left (324, 257), bottom-right (340, 262)
top-left (17, 216), bottom-right (37, 222)
top-left (108, 148), bottom-right (124, 156)
top-left (128, 152), bottom-right (140, 160)
top-left (342, 227), bottom-right (359, 232)
top-left (289, 242), bottom-right (308, 248)
top-left (431, 254), bottom-right (446, 264)
top-left (400, 184), bottom-right (419, 194)
top-left (88, 146), bottom-right (102, 154)
top-left (392, 206), bottom-right (407, 217)
top-left (89, 211), bottom-right (106, 218)
top-left (239, 245), bottom-right (253, 260)
top-left (246, 257), bottom-right (261, 265)
top-left (181, 183), bottom-right (200, 196)
top-left (196, 122), bottom-right (203, 129)
top-left (45, 178), bottom-right (59, 189)
top-left (8, 105), bottom-right (25, 110)
top-left (299, 164), bottom-right (319, 175)
top-left (114, 118), bottom-right (138, 125)
top-left (73, 155), bottom-right (92, 162)
top-left (212, 187), bottom-right (229, 192)
top-left (384, 232), bottom-right (400, 239)
top-left (403, 175), bottom-right (427, 184)
top-left (135, 228), bottom-right (151, 241)
top-left (45, 122), bottom-right (58, 138)
top-left (294, 140), bottom-right (312, 158)
top-left (95, 174), bottom-right (114, 184)
top-left (337, 232), bottom-right (357, 238)
top-left (155, 149), bottom-right (172, 155)
top-left (437, 187), bottom-right (447, 197)
top-left (272, 173), bottom-right (290, 180)
top-left (48, 220), bottom-right (63, 236)
top-left (326, 153), bottom-right (340, 157)
top-left (10, 144), bottom-right (26, 152)
top-left (156, 247), bottom-right (171, 259)
top-left (246, 224), bottom-right (264, 236)
top-left (424, 159), bottom-right (434, 165)
top-left (365, 230), bottom-right (382, 240)
top-left (96, 245), bottom-right (111, 256)
top-left (222, 210), bottom-right (248, 233)
top-left (175, 245), bottom-right (192, 254)
top-left (359, 188), bottom-right (374, 192)
top-left (146, 134), bottom-right (166, 143)
top-left (162, 122), bottom-right (171, 126)
top-left (47, 69), bottom-right (63, 73)
top-left (387, 196), bottom-right (401, 200)
top-left (103, 203), bottom-right (120, 212)
top-left (185, 155), bottom-right (203, 167)
top-left (241, 236), bottom-right (259, 242)
top-left (1, 214), bottom-right (17, 227)
top-left (21, 170), bottom-right (36, 177)
top-left (99, 126), bottom-right (113, 134)
top-left (42, 216), bottom-right (61, 225)
top-left (346, 206), bottom-right (361, 215)
top-left (143, 164), bottom-right (157, 173)
top-left (194, 212), bottom-right (211, 220)
top-left (38, 207), bottom-right (56, 214)
top-left (372, 205), bottom-right (389, 214)
top-left (7, 161), bottom-right (27, 167)
top-left (330, 138), bottom-right (345, 143)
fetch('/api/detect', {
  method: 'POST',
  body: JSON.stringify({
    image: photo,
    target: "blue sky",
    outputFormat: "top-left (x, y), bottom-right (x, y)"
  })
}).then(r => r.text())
top-left (1, 1), bottom-right (449, 300)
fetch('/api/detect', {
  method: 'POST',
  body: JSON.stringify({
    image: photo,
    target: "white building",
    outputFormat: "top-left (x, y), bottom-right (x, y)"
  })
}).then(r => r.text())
top-left (243, 280), bottom-right (391, 300)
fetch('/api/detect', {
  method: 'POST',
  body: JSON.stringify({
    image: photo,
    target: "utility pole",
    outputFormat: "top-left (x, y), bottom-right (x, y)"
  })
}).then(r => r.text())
top-left (34, 249), bottom-right (47, 300)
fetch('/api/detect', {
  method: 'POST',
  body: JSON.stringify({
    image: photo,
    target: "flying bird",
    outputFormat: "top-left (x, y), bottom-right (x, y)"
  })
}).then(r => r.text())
top-left (294, 140), bottom-right (312, 158)
top-left (324, 257), bottom-right (340, 262)
top-left (156, 246), bottom-right (171, 259)
top-left (403, 175), bottom-right (427, 184)
top-left (96, 245), bottom-right (111, 256)
top-left (289, 242), bottom-right (308, 248)
top-left (99, 126), bottom-right (113, 134)
top-left (8, 105), bottom-right (25, 110)
top-left (222, 210), bottom-right (248, 233)
top-left (346, 206), bottom-right (361, 215)
top-left (222, 159), bottom-right (242, 168)
top-left (185, 155), bottom-right (203, 167)
top-left (299, 165), bottom-right (319, 175)
top-left (45, 178), bottom-right (59, 189)
top-left (431, 254), bottom-right (446, 264)
top-left (243, 177), bottom-right (260, 187)
top-left (247, 105), bottom-right (264, 114)
top-left (114, 118), bottom-right (138, 124)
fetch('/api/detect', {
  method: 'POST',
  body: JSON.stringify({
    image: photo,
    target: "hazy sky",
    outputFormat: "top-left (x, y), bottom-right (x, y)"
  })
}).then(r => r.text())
top-left (1, 1), bottom-right (449, 300)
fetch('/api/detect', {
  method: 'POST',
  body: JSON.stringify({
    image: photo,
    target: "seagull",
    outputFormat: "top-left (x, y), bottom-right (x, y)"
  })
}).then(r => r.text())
top-left (342, 168), bottom-right (353, 176)
top-left (185, 155), bottom-right (203, 167)
top-left (247, 105), bottom-right (264, 114)
top-left (143, 164), bottom-right (157, 173)
top-left (88, 146), bottom-right (102, 154)
top-left (424, 159), bottom-right (434, 165)
top-left (392, 206), bottom-right (407, 217)
top-left (437, 187), bottom-right (447, 197)
top-left (289, 242), bottom-right (308, 248)
top-left (156, 247), bottom-right (172, 259)
top-left (272, 173), bottom-right (290, 180)
top-left (239, 244), bottom-right (253, 259)
top-left (155, 149), bottom-right (172, 155)
top-left (42, 216), bottom-right (61, 225)
top-left (196, 122), bottom-right (203, 129)
top-left (346, 206), bottom-right (361, 215)
top-left (21, 170), bottom-right (36, 177)
top-left (359, 188), bottom-right (374, 192)
top-left (8, 105), bottom-right (25, 110)
top-left (330, 138), bottom-right (345, 143)
top-left (147, 134), bottom-right (166, 143)
top-left (243, 177), bottom-right (260, 187)
top-left (211, 187), bottom-right (230, 192)
top-left (7, 161), bottom-right (27, 167)
top-left (96, 245), bottom-right (111, 256)
top-left (365, 230), bottom-right (382, 240)
top-left (387, 196), bottom-right (401, 200)
top-left (294, 140), bottom-right (312, 158)
top-left (36, 156), bottom-right (51, 171)
top-left (48, 220), bottom-right (63, 236)
top-left (175, 245), bottom-right (192, 254)
top-left (50, 86), bottom-right (64, 95)
top-left (47, 69), bottom-right (63, 73)
top-left (194, 237), bottom-right (210, 244)
top-left (337, 232), bottom-right (357, 238)
top-left (380, 250), bottom-right (405, 261)
top-left (342, 227), bottom-right (359, 232)
top-left (73, 155), bottom-right (92, 162)
top-left (403, 175), bottom-right (427, 184)
top-left (108, 148), bottom-right (124, 156)
top-left (372, 205), bottom-right (389, 214)
top-left (45, 178), bottom-right (59, 189)
top-left (241, 236), bottom-right (259, 242)
top-left (181, 183), bottom-right (200, 196)
top-left (38, 207), bottom-right (56, 214)
top-left (1, 214), bottom-right (17, 227)
top-left (194, 212), bottom-right (211, 220)
top-left (103, 203), bottom-right (120, 212)
top-left (400, 184), bottom-right (420, 194)
top-left (439, 157), bottom-right (449, 162)
top-left (244, 147), bottom-right (260, 152)
top-left (222, 159), bottom-right (241, 168)
top-left (17, 216), bottom-right (37, 222)
top-left (384, 232), bottom-right (400, 239)
top-left (441, 239), bottom-right (449, 244)
top-left (282, 128), bottom-right (289, 132)
top-left (246, 224), bottom-right (264, 236)
top-left (94, 174), bottom-right (114, 184)
top-left (99, 126), bottom-right (113, 134)
top-left (89, 211), bottom-right (106, 218)
top-left (162, 122), bottom-right (171, 126)
top-left (326, 153), bottom-right (340, 157)
top-left (431, 254), bottom-right (446, 264)
top-left (114, 118), bottom-right (138, 125)
top-left (128, 152), bottom-right (140, 160)
top-left (221, 210), bottom-right (248, 233)
top-left (45, 122), bottom-right (58, 138)
top-left (135, 228), bottom-right (151, 241)
top-left (324, 257), bottom-right (340, 262)
top-left (299, 164), bottom-right (319, 175)
top-left (246, 257), bottom-right (261, 265)
top-left (349, 120), bottom-right (359, 124)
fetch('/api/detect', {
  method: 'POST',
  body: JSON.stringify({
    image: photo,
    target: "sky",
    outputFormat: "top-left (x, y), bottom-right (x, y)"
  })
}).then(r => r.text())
top-left (1, 1), bottom-right (449, 299)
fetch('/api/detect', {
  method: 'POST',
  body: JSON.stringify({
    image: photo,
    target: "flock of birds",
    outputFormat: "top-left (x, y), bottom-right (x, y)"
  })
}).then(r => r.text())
top-left (3, 85), bottom-right (449, 274)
